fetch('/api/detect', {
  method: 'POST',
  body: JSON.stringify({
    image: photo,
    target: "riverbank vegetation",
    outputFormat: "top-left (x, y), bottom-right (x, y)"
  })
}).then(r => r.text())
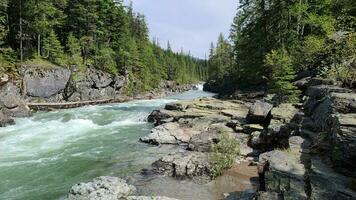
top-left (0, 0), bottom-right (208, 92)
top-left (207, 0), bottom-right (355, 102)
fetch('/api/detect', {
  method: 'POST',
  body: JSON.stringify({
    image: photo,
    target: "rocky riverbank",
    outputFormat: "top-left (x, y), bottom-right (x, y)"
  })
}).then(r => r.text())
top-left (0, 64), bottom-right (195, 127)
top-left (66, 77), bottom-right (356, 200)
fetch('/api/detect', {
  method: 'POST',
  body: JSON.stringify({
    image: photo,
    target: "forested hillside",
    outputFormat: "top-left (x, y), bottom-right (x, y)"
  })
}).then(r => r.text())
top-left (208, 0), bottom-right (355, 102)
top-left (0, 0), bottom-right (207, 93)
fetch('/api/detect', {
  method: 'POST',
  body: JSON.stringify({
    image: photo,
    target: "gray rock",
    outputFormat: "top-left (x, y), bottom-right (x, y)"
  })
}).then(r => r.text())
top-left (0, 110), bottom-right (15, 127)
top-left (309, 157), bottom-right (356, 200)
top-left (127, 197), bottom-right (179, 200)
top-left (249, 131), bottom-right (262, 149)
top-left (0, 73), bottom-right (9, 86)
top-left (165, 103), bottom-right (187, 111)
top-left (188, 129), bottom-right (221, 152)
top-left (308, 92), bottom-right (356, 170)
top-left (88, 68), bottom-right (113, 88)
top-left (247, 100), bottom-right (273, 124)
top-left (258, 149), bottom-right (307, 199)
top-left (113, 75), bottom-right (126, 90)
top-left (24, 66), bottom-right (71, 98)
top-left (304, 85), bottom-right (352, 114)
top-left (254, 191), bottom-right (282, 200)
top-left (68, 176), bottom-right (136, 200)
top-left (152, 151), bottom-right (212, 180)
top-left (0, 83), bottom-right (31, 118)
top-left (140, 122), bottom-right (199, 145)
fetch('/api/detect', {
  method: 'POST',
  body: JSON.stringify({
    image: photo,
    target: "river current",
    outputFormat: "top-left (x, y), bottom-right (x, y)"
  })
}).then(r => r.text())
top-left (0, 88), bottom-right (214, 200)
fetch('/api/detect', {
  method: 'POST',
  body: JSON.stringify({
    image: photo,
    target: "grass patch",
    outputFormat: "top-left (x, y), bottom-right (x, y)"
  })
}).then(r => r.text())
top-left (210, 132), bottom-right (240, 178)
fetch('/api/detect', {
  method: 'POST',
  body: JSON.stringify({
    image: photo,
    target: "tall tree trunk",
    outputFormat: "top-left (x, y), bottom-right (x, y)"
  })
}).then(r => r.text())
top-left (19, 0), bottom-right (23, 65)
top-left (37, 34), bottom-right (41, 57)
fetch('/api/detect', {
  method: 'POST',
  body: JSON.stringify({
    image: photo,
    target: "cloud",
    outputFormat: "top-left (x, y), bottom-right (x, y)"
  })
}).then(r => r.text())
top-left (126, 0), bottom-right (237, 58)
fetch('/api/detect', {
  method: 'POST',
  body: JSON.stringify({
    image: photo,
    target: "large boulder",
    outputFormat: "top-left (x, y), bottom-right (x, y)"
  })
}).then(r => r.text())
top-left (152, 151), bottom-right (212, 180)
top-left (258, 140), bottom-right (308, 200)
top-left (246, 100), bottom-right (273, 124)
top-left (68, 176), bottom-right (136, 200)
top-left (23, 66), bottom-right (71, 98)
top-left (0, 83), bottom-right (30, 117)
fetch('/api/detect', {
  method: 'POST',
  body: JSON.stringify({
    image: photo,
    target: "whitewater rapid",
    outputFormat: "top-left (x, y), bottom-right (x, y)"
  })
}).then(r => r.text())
top-left (0, 88), bottom-right (214, 200)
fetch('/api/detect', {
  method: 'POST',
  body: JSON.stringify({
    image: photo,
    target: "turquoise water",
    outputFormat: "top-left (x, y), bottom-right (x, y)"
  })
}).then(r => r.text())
top-left (0, 89), bottom-right (214, 200)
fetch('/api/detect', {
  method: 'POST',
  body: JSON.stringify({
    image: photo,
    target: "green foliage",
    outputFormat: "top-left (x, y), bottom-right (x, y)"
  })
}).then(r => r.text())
top-left (95, 47), bottom-right (118, 75)
top-left (210, 133), bottom-right (240, 178)
top-left (43, 30), bottom-right (64, 64)
top-left (1, 0), bottom-right (207, 94)
top-left (265, 48), bottom-right (301, 102)
top-left (206, 0), bottom-right (356, 96)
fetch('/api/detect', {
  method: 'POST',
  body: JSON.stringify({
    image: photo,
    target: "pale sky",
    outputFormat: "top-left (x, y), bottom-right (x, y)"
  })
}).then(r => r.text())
top-left (126, 0), bottom-right (238, 59)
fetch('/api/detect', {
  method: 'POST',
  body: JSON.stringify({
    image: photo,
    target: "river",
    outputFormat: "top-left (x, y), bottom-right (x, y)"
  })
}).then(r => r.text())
top-left (0, 89), bottom-right (216, 200)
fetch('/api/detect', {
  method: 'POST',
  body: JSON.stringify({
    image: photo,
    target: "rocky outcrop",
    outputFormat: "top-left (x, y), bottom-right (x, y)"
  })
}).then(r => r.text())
top-left (302, 84), bottom-right (356, 174)
top-left (0, 82), bottom-right (30, 118)
top-left (23, 66), bottom-right (71, 98)
top-left (68, 176), bottom-right (178, 200)
top-left (152, 151), bottom-right (212, 181)
top-left (257, 136), bottom-right (309, 199)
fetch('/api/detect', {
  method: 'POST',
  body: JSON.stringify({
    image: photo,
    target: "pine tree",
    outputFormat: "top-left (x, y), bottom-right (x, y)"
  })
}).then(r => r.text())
top-left (43, 30), bottom-right (63, 64)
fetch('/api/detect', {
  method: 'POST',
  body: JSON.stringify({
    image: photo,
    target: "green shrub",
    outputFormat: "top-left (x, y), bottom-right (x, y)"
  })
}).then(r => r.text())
top-left (264, 48), bottom-right (301, 103)
top-left (210, 133), bottom-right (240, 178)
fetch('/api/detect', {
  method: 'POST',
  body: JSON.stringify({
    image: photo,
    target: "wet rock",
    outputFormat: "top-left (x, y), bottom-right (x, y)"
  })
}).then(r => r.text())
top-left (23, 66), bottom-right (71, 98)
top-left (152, 151), bottom-right (212, 180)
top-left (0, 83), bottom-right (31, 118)
top-left (68, 176), bottom-right (136, 200)
top-left (165, 103), bottom-right (187, 111)
top-left (246, 100), bottom-right (273, 124)
top-left (0, 110), bottom-right (15, 127)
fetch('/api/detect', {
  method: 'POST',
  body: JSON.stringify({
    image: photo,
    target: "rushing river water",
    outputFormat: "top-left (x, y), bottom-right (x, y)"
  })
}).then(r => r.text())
top-left (0, 89), bottom-right (215, 200)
